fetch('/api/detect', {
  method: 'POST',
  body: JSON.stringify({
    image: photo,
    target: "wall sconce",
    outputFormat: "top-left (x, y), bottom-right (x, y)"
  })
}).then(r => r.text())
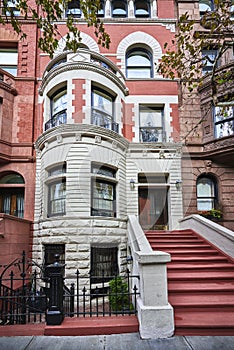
top-left (175, 180), bottom-right (182, 190)
top-left (126, 255), bottom-right (133, 264)
top-left (130, 179), bottom-right (135, 190)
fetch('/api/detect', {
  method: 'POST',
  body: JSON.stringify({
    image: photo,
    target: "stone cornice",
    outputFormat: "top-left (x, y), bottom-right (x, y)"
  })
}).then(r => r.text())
top-left (39, 62), bottom-right (128, 96)
top-left (35, 123), bottom-right (130, 151)
top-left (0, 80), bottom-right (17, 96)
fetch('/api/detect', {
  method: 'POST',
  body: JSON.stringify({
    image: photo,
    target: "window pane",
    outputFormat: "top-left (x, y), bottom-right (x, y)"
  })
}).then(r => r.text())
top-left (112, 0), bottom-right (127, 17)
top-left (197, 199), bottom-right (214, 211)
top-left (126, 49), bottom-right (152, 78)
top-left (135, 0), bottom-right (150, 17)
top-left (214, 105), bottom-right (234, 138)
top-left (52, 91), bottom-right (67, 116)
top-left (0, 48), bottom-right (18, 76)
top-left (49, 181), bottom-right (66, 215)
top-left (91, 246), bottom-right (118, 282)
top-left (197, 178), bottom-right (214, 197)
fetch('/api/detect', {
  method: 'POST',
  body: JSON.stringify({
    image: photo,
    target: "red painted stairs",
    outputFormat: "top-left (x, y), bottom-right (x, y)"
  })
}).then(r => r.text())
top-left (145, 229), bottom-right (234, 336)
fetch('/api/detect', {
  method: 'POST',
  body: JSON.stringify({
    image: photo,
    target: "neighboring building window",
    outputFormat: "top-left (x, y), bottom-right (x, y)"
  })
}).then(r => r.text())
top-left (213, 104), bottom-right (234, 138)
top-left (135, 0), bottom-right (150, 18)
top-left (197, 176), bottom-right (217, 211)
top-left (97, 0), bottom-right (105, 17)
top-left (91, 245), bottom-right (118, 283)
top-left (0, 47), bottom-right (18, 76)
top-left (199, 0), bottom-right (214, 16)
top-left (91, 86), bottom-right (118, 132)
top-left (139, 106), bottom-right (165, 142)
top-left (0, 173), bottom-right (24, 218)
top-left (230, 0), bottom-right (234, 20)
top-left (45, 88), bottom-right (67, 130)
top-left (202, 48), bottom-right (218, 75)
top-left (47, 163), bottom-right (66, 217)
top-left (112, 0), bottom-right (127, 17)
top-left (2, 0), bottom-right (20, 16)
top-left (126, 48), bottom-right (153, 78)
top-left (65, 0), bottom-right (81, 17)
top-left (43, 244), bottom-right (65, 277)
top-left (91, 164), bottom-right (116, 217)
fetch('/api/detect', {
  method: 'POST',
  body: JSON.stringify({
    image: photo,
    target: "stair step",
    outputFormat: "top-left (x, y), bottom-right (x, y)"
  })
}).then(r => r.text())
top-left (169, 293), bottom-right (234, 306)
top-left (174, 309), bottom-right (234, 336)
top-left (168, 280), bottom-right (234, 292)
top-left (168, 262), bottom-right (234, 270)
top-left (152, 243), bottom-right (212, 249)
top-left (171, 255), bottom-right (228, 263)
top-left (168, 270), bottom-right (234, 280)
top-left (151, 248), bottom-right (219, 255)
top-left (44, 316), bottom-right (139, 336)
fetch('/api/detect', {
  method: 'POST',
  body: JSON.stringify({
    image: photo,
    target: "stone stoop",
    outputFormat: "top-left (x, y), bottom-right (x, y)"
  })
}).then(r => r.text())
top-left (44, 316), bottom-right (139, 336)
top-left (0, 316), bottom-right (139, 337)
top-left (145, 229), bottom-right (234, 336)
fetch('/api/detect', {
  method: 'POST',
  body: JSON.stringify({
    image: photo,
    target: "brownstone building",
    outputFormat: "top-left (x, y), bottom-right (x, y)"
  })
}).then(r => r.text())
top-left (177, 0), bottom-right (234, 231)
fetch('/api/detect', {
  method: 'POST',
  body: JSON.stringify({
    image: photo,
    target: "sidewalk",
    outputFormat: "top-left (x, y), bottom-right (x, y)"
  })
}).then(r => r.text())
top-left (0, 333), bottom-right (234, 350)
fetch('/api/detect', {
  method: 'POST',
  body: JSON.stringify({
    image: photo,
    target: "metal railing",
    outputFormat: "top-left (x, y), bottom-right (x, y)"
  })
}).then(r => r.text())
top-left (45, 111), bottom-right (67, 131)
top-left (63, 269), bottom-right (139, 318)
top-left (0, 252), bottom-right (139, 326)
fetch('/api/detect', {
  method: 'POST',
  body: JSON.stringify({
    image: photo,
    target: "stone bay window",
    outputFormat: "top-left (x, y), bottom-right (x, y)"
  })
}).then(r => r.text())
top-left (213, 104), bottom-right (234, 139)
top-left (91, 164), bottom-right (117, 217)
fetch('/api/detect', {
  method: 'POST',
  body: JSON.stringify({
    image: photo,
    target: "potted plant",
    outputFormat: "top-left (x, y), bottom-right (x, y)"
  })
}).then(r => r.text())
top-left (198, 209), bottom-right (222, 221)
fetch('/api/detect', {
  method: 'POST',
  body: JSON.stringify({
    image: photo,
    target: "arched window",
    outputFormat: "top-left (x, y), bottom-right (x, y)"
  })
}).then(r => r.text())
top-left (65, 0), bottom-right (82, 17)
top-left (135, 0), bottom-right (150, 18)
top-left (196, 175), bottom-right (217, 211)
top-left (97, 0), bottom-right (105, 17)
top-left (112, 0), bottom-right (127, 17)
top-left (0, 173), bottom-right (25, 218)
top-left (199, 0), bottom-right (214, 16)
top-left (126, 48), bottom-right (153, 78)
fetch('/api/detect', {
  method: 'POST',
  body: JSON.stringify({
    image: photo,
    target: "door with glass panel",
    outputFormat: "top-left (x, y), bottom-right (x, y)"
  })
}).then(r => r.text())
top-left (139, 187), bottom-right (168, 230)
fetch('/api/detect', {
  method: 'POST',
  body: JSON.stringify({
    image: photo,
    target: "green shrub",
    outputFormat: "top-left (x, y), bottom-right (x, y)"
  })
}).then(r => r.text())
top-left (109, 276), bottom-right (130, 312)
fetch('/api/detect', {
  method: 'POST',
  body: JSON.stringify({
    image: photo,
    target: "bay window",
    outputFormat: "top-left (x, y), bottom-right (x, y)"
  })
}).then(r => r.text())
top-left (213, 104), bottom-right (234, 138)
top-left (45, 88), bottom-right (67, 130)
top-left (91, 164), bottom-right (116, 217)
top-left (47, 163), bottom-right (66, 217)
top-left (91, 87), bottom-right (118, 132)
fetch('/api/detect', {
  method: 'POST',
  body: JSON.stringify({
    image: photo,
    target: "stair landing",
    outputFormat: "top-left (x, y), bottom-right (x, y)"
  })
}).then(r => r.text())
top-left (145, 229), bottom-right (234, 336)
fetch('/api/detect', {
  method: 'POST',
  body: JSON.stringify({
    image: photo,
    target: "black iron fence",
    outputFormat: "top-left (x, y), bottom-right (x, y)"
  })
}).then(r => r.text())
top-left (0, 252), bottom-right (140, 326)
top-left (63, 270), bottom-right (140, 318)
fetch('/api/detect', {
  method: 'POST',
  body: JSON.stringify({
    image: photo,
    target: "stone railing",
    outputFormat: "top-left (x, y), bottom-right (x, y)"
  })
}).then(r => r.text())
top-left (179, 214), bottom-right (234, 259)
top-left (127, 215), bottom-right (174, 339)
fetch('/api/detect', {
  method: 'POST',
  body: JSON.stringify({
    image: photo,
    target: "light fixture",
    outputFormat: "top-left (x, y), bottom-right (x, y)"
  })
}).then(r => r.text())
top-left (175, 180), bottom-right (182, 190)
top-left (130, 178), bottom-right (135, 190)
top-left (126, 255), bottom-right (133, 264)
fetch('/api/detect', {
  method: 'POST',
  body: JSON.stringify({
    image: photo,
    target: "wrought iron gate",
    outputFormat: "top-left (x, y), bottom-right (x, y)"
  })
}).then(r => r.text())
top-left (0, 251), bottom-right (47, 325)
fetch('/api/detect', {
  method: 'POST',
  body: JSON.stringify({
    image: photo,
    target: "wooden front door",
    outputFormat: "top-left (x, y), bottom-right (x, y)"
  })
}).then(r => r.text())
top-left (139, 187), bottom-right (168, 230)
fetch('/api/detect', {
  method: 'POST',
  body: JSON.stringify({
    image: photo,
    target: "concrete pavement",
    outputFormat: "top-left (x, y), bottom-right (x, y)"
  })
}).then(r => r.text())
top-left (0, 333), bottom-right (234, 350)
